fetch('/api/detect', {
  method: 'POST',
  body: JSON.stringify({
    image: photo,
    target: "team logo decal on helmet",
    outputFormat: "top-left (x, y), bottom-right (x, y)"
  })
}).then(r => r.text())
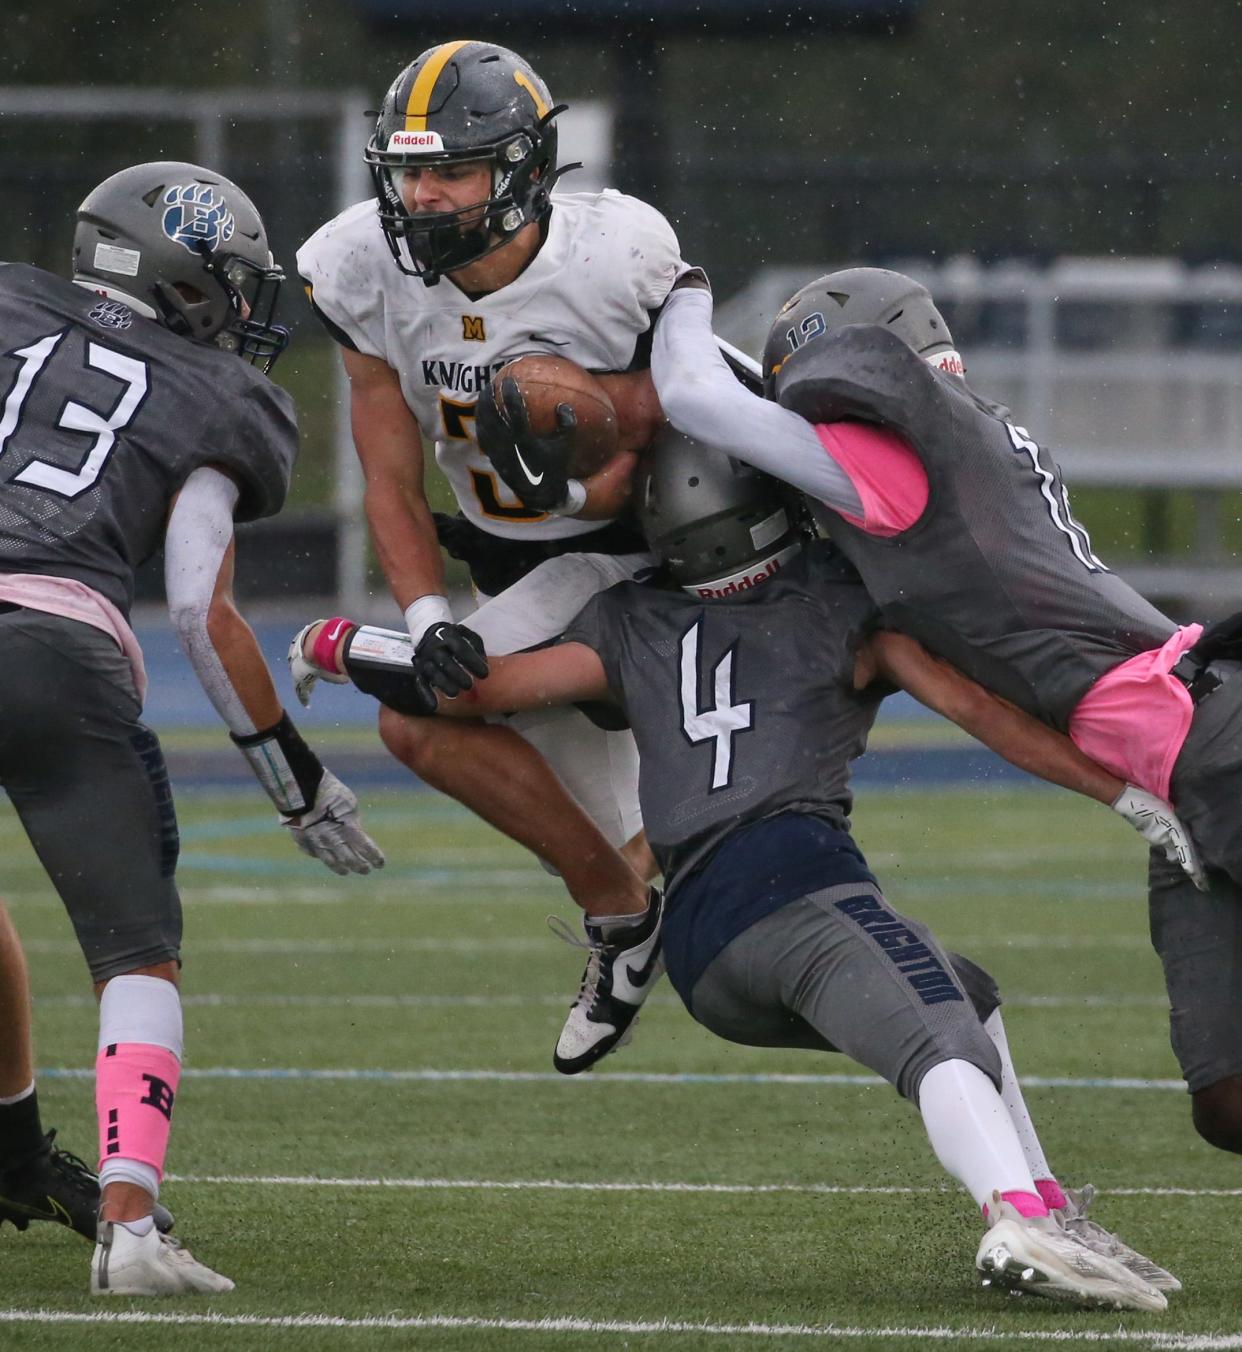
top-left (88, 299), bottom-right (134, 331)
top-left (161, 184), bottom-right (236, 256)
top-left (74, 162), bottom-right (289, 372)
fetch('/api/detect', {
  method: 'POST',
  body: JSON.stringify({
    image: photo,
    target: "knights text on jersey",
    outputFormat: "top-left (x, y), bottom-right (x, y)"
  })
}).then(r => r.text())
top-left (297, 190), bottom-right (684, 541)
top-left (0, 263), bottom-right (296, 614)
top-left (562, 544), bottom-right (883, 889)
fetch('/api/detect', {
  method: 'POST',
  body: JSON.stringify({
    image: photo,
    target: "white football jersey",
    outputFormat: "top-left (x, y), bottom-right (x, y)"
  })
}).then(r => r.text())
top-left (297, 190), bottom-right (685, 540)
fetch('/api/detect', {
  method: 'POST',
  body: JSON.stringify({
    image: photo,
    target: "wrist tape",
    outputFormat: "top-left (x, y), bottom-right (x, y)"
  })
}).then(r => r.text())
top-left (231, 712), bottom-right (324, 816)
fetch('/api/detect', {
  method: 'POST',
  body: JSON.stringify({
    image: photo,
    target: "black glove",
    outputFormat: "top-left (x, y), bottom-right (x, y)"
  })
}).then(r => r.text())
top-left (475, 375), bottom-right (576, 513)
top-left (413, 621), bottom-right (489, 697)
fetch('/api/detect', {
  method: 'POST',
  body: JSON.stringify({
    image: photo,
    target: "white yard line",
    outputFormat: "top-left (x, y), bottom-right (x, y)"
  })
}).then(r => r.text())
top-left (31, 992), bottom-right (1168, 1010)
top-left (36, 1066), bottom-right (1189, 1089)
top-left (19, 932), bottom-right (1155, 955)
top-left (161, 1174), bottom-right (1242, 1200)
top-left (0, 1310), bottom-right (1237, 1346)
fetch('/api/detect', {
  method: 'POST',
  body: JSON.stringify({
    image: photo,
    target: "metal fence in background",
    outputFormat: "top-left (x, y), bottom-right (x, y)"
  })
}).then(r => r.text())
top-left (4, 89), bottom-right (1242, 612)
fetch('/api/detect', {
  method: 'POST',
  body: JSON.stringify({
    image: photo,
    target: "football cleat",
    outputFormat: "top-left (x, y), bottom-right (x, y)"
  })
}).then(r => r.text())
top-left (0, 1131), bottom-right (174, 1241)
top-left (977, 1193), bottom-right (1167, 1312)
top-left (550, 887), bottom-right (665, 1075)
top-left (1056, 1184), bottom-right (1182, 1293)
top-left (92, 1220), bottom-right (234, 1296)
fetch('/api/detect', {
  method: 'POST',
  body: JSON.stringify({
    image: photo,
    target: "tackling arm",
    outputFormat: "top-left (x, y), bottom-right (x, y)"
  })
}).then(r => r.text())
top-left (863, 630), bottom-right (1205, 887)
top-left (292, 619), bottom-right (610, 716)
top-left (651, 287), bottom-right (865, 517)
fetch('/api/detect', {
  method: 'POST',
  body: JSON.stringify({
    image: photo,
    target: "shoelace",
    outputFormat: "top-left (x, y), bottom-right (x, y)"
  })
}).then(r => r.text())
top-left (546, 914), bottom-right (604, 1007)
top-left (44, 1132), bottom-right (98, 1192)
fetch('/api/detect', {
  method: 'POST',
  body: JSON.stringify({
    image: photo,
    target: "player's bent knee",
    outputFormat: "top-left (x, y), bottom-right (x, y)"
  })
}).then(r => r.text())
top-left (377, 702), bottom-right (439, 772)
top-left (1191, 1078), bottom-right (1242, 1153)
top-left (945, 951), bottom-right (1001, 1024)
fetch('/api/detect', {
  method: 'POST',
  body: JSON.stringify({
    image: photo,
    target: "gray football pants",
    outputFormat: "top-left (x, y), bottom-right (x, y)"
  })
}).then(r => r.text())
top-left (687, 881), bottom-right (1002, 1102)
top-left (1149, 659), bottom-right (1242, 1091)
top-left (0, 609), bottom-right (182, 982)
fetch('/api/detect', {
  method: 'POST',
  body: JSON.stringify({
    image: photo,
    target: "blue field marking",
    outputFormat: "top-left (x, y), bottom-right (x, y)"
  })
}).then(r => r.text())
top-left (36, 1067), bottom-right (1188, 1090)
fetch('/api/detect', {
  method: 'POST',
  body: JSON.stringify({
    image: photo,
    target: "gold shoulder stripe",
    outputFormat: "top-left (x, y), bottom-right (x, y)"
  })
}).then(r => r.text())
top-left (405, 40), bottom-right (471, 131)
top-left (513, 70), bottom-right (549, 119)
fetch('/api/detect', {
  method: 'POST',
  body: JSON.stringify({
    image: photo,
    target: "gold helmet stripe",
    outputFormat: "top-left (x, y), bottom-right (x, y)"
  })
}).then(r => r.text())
top-left (513, 70), bottom-right (549, 118)
top-left (404, 40), bottom-right (471, 131)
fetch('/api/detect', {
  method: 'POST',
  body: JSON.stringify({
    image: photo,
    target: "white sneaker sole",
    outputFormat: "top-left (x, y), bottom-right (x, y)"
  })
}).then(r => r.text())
top-left (977, 1219), bottom-right (1167, 1312)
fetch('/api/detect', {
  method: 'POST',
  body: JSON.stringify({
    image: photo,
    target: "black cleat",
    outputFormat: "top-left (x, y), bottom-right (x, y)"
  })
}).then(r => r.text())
top-left (0, 1130), bottom-right (174, 1241)
top-left (550, 887), bottom-right (666, 1075)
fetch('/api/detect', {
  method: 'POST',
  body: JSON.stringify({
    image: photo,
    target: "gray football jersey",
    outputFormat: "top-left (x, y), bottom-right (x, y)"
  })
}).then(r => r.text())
top-left (0, 263), bottom-right (296, 614)
top-left (776, 325), bottom-right (1175, 730)
top-left (563, 542), bottom-right (883, 887)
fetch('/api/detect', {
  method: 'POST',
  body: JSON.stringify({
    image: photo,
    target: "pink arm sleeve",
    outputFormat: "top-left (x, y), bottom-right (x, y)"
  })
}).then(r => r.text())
top-left (814, 422), bottom-right (929, 536)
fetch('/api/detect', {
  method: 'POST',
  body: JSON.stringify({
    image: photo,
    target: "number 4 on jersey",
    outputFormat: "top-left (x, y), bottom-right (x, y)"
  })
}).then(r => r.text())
top-left (679, 617), bottom-right (754, 791)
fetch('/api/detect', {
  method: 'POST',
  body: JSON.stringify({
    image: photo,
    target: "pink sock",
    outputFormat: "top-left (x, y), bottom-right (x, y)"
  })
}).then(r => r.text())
top-left (1035, 1178), bottom-right (1068, 1211)
top-left (1000, 1189), bottom-right (1049, 1218)
top-left (95, 1043), bottom-right (181, 1180)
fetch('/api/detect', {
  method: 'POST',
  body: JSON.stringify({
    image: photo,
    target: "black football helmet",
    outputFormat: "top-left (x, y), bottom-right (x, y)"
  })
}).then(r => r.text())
top-left (364, 41), bottom-right (570, 286)
top-left (762, 267), bottom-right (961, 395)
top-left (72, 162), bottom-right (289, 372)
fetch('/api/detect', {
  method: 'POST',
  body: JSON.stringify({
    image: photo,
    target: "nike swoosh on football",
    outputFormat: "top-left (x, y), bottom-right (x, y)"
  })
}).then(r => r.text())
top-left (527, 333), bottom-right (569, 346)
top-left (513, 447), bottom-right (544, 486)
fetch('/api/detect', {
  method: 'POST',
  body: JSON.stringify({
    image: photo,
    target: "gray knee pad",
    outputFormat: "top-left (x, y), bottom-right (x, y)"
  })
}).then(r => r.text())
top-left (947, 950), bottom-right (1002, 1024)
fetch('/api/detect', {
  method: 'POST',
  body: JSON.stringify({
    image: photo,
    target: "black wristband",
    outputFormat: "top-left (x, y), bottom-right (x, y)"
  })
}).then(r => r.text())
top-left (231, 712), bottom-right (324, 815)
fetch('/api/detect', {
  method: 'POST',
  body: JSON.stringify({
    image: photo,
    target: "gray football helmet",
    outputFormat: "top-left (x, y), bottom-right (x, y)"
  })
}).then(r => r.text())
top-left (636, 429), bottom-right (805, 597)
top-left (364, 41), bottom-right (570, 285)
top-left (72, 161), bottom-right (289, 371)
top-left (763, 267), bottom-right (960, 393)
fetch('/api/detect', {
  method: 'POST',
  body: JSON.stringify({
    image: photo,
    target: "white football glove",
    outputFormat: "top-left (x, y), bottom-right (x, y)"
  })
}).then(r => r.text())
top-left (282, 769), bottom-right (385, 876)
top-left (288, 620), bottom-right (350, 708)
top-left (1111, 784), bottom-right (1208, 892)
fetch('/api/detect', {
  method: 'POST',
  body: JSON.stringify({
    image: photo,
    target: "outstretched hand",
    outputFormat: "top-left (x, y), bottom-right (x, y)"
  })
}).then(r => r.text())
top-left (282, 769), bottom-right (385, 876)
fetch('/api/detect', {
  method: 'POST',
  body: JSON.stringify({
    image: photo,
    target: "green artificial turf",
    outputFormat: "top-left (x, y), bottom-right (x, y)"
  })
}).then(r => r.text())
top-left (1, 785), bottom-right (1237, 1351)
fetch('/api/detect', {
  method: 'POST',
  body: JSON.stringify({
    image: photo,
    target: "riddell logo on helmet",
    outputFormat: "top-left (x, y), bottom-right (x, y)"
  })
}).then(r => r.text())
top-left (694, 555), bottom-right (788, 599)
top-left (929, 349), bottom-right (965, 376)
top-left (388, 131), bottom-right (444, 152)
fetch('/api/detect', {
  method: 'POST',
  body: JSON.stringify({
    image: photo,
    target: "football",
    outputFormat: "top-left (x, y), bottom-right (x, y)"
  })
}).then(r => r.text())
top-left (491, 354), bottom-right (619, 478)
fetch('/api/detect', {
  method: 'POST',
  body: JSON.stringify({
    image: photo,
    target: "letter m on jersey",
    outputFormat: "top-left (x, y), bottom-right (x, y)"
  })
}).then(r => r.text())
top-left (461, 315), bottom-right (486, 342)
top-left (679, 618), bottom-right (754, 791)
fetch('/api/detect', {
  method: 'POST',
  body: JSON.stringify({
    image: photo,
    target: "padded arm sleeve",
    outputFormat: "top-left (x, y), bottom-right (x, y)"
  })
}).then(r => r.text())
top-left (651, 288), bottom-right (865, 519)
top-left (164, 466), bottom-right (255, 735)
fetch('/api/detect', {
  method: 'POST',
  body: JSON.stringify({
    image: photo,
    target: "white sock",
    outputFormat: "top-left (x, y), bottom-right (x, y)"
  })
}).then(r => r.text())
top-left (0, 1081), bottom-right (35, 1106)
top-left (115, 1214), bottom-right (156, 1237)
top-left (982, 1009), bottom-right (1055, 1182)
top-left (918, 1058), bottom-right (1039, 1211)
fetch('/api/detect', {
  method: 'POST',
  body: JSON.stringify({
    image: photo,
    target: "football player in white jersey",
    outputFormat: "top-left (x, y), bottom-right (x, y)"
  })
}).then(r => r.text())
top-left (296, 40), bottom-right (693, 1071)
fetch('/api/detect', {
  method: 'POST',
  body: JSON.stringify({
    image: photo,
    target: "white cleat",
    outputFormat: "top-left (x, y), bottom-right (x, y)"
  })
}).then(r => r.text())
top-left (1056, 1184), bottom-right (1182, 1293)
top-left (976, 1193), bottom-right (1167, 1313)
top-left (91, 1219), bottom-right (234, 1296)
top-left (550, 888), bottom-right (665, 1075)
